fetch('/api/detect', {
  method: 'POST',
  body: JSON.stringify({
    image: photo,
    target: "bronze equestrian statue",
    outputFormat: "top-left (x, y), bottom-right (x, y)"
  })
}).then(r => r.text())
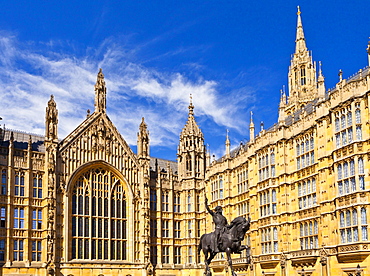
top-left (199, 197), bottom-right (251, 276)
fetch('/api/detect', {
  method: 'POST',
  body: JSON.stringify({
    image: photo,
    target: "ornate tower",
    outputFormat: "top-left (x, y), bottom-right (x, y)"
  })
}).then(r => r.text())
top-left (94, 68), bottom-right (107, 113)
top-left (44, 95), bottom-right (59, 275)
top-left (286, 6), bottom-right (317, 114)
top-left (136, 117), bottom-right (151, 267)
top-left (177, 97), bottom-right (206, 182)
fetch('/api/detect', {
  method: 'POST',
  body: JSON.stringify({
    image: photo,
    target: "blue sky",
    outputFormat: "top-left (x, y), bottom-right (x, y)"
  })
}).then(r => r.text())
top-left (0, 1), bottom-right (369, 161)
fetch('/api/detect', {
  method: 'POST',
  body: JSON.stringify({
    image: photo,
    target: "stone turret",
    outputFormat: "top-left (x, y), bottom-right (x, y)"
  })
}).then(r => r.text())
top-left (317, 61), bottom-right (326, 99)
top-left (177, 96), bottom-right (206, 181)
top-left (286, 6), bottom-right (318, 114)
top-left (45, 95), bottom-right (58, 141)
top-left (278, 90), bottom-right (287, 124)
top-left (137, 117), bottom-right (150, 158)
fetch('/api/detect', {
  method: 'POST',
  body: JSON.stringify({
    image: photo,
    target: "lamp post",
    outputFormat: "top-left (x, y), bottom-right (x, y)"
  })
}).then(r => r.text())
top-left (356, 264), bottom-right (361, 276)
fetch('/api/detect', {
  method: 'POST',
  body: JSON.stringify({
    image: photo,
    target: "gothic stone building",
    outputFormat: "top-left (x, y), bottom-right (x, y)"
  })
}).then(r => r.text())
top-left (1, 8), bottom-right (370, 276)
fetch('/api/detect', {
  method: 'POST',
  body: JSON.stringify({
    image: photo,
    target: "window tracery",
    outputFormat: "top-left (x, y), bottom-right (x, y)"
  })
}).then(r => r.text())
top-left (71, 167), bottom-right (127, 260)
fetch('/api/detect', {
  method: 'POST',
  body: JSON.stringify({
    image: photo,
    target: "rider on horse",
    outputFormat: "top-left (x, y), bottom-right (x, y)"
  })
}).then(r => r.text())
top-left (205, 197), bottom-right (230, 253)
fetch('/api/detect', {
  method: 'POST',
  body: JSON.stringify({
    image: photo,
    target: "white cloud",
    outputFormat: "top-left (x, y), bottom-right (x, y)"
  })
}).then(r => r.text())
top-left (0, 33), bottom-right (255, 153)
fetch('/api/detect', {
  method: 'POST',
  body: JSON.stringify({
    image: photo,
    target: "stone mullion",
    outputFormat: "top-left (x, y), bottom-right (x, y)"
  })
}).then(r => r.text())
top-left (108, 173), bottom-right (112, 260)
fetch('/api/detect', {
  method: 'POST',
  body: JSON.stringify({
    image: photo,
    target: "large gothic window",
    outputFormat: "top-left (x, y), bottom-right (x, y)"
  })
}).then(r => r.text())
top-left (71, 168), bottom-right (127, 260)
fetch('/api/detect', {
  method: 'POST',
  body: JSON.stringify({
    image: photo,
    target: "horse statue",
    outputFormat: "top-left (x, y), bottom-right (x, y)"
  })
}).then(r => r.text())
top-left (198, 216), bottom-right (251, 276)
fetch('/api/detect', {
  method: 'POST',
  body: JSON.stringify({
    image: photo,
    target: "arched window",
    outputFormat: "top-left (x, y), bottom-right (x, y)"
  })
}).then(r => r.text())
top-left (353, 209), bottom-right (359, 241)
top-left (15, 171), bottom-right (25, 196)
top-left (33, 174), bottom-right (43, 198)
top-left (338, 164), bottom-right (342, 180)
top-left (71, 168), bottom-right (127, 260)
top-left (358, 158), bottom-right (364, 174)
top-left (273, 227), bottom-right (278, 252)
top-left (186, 155), bottom-right (192, 172)
top-left (340, 212), bottom-right (345, 228)
top-left (361, 208), bottom-right (368, 241)
top-left (272, 189), bottom-right (277, 214)
top-left (350, 160), bottom-right (355, 176)
top-left (335, 118), bottom-right (340, 132)
top-left (187, 194), bottom-right (192, 212)
top-left (300, 67), bottom-right (306, 85)
top-left (1, 170), bottom-right (6, 195)
top-left (343, 162), bottom-right (348, 178)
top-left (361, 208), bottom-right (367, 224)
top-left (347, 112), bottom-right (352, 126)
top-left (355, 108), bottom-right (361, 124)
top-left (341, 115), bottom-right (346, 129)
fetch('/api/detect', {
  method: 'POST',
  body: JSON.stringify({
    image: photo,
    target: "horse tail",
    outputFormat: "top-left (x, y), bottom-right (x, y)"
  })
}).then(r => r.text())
top-left (198, 234), bottom-right (204, 255)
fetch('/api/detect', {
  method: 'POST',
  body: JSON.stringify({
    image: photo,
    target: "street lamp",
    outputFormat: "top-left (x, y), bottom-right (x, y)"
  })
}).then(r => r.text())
top-left (356, 264), bottom-right (361, 276)
top-left (301, 268), bottom-right (306, 276)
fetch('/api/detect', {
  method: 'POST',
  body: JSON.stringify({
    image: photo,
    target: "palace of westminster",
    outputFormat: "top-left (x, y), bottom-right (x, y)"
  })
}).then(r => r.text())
top-left (1, 8), bottom-right (370, 276)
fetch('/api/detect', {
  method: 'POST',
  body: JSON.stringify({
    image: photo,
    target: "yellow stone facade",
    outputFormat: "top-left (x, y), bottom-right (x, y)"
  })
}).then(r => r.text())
top-left (0, 7), bottom-right (370, 276)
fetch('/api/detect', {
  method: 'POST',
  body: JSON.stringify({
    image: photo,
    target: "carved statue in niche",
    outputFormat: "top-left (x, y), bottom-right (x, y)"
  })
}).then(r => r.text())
top-left (48, 121), bottom-right (55, 139)
top-left (48, 152), bottom-right (55, 172)
top-left (144, 184), bottom-right (149, 199)
top-left (48, 174), bottom-right (55, 190)
top-left (47, 234), bottom-right (54, 262)
top-left (58, 175), bottom-right (66, 193)
top-left (98, 119), bottom-right (105, 135)
top-left (105, 136), bottom-right (111, 154)
top-left (92, 135), bottom-right (97, 151)
top-left (46, 96), bottom-right (58, 139)
top-left (47, 213), bottom-right (54, 230)
top-left (280, 253), bottom-right (287, 269)
top-left (143, 239), bottom-right (150, 262)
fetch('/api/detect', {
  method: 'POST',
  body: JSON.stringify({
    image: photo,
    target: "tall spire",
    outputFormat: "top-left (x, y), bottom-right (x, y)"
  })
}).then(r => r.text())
top-left (94, 68), bottom-right (107, 113)
top-left (278, 90), bottom-right (287, 124)
top-left (181, 94), bottom-right (202, 137)
top-left (287, 6), bottom-right (317, 110)
top-left (295, 6), bottom-right (307, 54)
top-left (317, 61), bottom-right (326, 99)
top-left (188, 93), bottom-right (194, 116)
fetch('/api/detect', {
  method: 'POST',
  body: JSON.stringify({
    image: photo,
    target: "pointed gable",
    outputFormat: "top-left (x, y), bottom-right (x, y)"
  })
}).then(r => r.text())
top-left (58, 70), bottom-right (139, 189)
top-left (59, 112), bottom-right (139, 169)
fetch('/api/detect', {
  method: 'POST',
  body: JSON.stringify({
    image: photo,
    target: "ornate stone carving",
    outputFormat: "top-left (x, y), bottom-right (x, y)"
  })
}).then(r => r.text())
top-left (94, 69), bottom-right (107, 113)
top-left (319, 248), bottom-right (328, 266)
top-left (46, 95), bottom-right (58, 140)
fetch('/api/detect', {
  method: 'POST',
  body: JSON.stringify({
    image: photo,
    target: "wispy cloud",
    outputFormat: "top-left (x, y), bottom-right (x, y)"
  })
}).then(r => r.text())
top-left (0, 33), bottom-right (256, 156)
